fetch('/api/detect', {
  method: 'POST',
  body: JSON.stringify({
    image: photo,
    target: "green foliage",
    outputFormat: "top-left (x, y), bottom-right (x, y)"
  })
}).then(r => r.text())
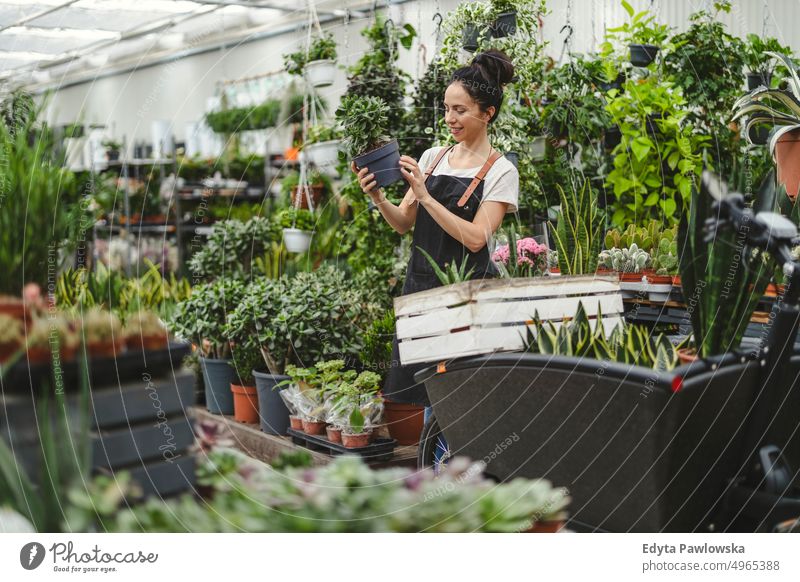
top-left (283, 32), bottom-right (337, 75)
top-left (604, 220), bottom-right (676, 255)
top-left (416, 246), bottom-right (475, 286)
top-left (306, 122), bottom-right (342, 144)
top-left (598, 244), bottom-right (650, 273)
top-left (605, 76), bottom-right (709, 227)
top-left (678, 172), bottom-right (776, 357)
top-left (205, 100), bottom-right (281, 133)
top-left (359, 311), bottom-right (395, 382)
top-left (606, 0), bottom-right (672, 48)
top-left (548, 177), bottom-right (604, 275)
top-left (279, 170), bottom-right (332, 198)
top-left (406, 61), bottom-right (451, 159)
top-left (526, 302), bottom-right (678, 371)
top-left (652, 237), bottom-right (679, 276)
top-left (335, 94), bottom-right (391, 159)
top-left (169, 278), bottom-right (246, 359)
top-left (742, 33), bottom-right (793, 75)
top-left (269, 450), bottom-right (313, 471)
top-left (277, 207), bottom-right (315, 232)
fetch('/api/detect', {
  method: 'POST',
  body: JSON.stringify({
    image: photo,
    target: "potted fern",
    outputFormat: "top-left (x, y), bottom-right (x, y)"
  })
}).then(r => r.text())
top-left (336, 95), bottom-right (403, 188)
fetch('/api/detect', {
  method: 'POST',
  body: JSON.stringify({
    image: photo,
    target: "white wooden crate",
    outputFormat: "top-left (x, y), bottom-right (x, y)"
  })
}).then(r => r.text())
top-left (394, 275), bottom-right (624, 365)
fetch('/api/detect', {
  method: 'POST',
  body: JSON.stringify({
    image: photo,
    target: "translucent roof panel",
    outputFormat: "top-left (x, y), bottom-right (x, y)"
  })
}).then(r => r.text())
top-left (27, 7), bottom-right (177, 32)
top-left (0, 4), bottom-right (56, 27)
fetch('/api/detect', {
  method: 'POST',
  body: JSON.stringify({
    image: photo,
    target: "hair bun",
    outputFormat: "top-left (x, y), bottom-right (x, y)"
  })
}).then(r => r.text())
top-left (471, 49), bottom-right (515, 87)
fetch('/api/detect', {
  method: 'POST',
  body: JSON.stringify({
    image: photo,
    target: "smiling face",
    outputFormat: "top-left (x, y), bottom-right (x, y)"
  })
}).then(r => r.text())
top-left (443, 81), bottom-right (494, 143)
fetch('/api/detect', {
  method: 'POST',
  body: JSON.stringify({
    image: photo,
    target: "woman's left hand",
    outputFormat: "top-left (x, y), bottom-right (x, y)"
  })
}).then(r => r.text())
top-left (400, 155), bottom-right (432, 204)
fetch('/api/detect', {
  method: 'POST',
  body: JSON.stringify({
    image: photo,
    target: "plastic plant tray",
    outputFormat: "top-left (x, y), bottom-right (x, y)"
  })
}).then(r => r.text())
top-left (287, 428), bottom-right (396, 461)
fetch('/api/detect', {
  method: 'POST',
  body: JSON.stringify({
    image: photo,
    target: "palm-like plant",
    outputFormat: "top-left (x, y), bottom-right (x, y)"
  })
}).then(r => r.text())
top-left (548, 177), bottom-right (604, 275)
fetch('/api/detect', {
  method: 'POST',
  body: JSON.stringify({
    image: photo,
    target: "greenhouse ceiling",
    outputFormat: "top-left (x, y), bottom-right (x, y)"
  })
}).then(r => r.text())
top-left (0, 0), bottom-right (380, 90)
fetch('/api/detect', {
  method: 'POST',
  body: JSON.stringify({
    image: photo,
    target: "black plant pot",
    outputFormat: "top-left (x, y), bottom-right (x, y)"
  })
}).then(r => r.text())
top-left (253, 370), bottom-right (290, 435)
top-left (597, 72), bottom-right (627, 93)
top-left (629, 43), bottom-right (659, 67)
top-left (353, 139), bottom-right (403, 188)
top-left (462, 23), bottom-right (490, 52)
top-left (200, 357), bottom-right (236, 415)
top-left (490, 11), bottom-right (517, 38)
top-left (603, 126), bottom-right (622, 150)
top-left (504, 151), bottom-right (519, 169)
top-left (748, 124), bottom-right (771, 146)
top-left (746, 71), bottom-right (772, 91)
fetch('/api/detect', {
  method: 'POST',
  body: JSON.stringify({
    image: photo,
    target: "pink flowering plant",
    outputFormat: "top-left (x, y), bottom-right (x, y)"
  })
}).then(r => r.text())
top-left (492, 226), bottom-right (549, 278)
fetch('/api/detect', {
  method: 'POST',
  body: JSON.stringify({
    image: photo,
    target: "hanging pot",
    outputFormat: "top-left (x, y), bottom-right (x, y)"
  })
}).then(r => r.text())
top-left (352, 139), bottom-right (403, 188)
top-left (282, 228), bottom-right (312, 253)
top-left (253, 370), bottom-right (291, 435)
top-left (304, 59), bottom-right (336, 88)
top-left (597, 72), bottom-right (627, 93)
top-left (200, 357), bottom-right (236, 415)
top-left (629, 44), bottom-right (659, 67)
top-left (462, 23), bottom-right (490, 53)
top-left (490, 11), bottom-right (517, 38)
top-left (304, 139), bottom-right (341, 172)
top-left (775, 128), bottom-right (800, 200)
top-left (746, 71), bottom-right (772, 91)
top-left (529, 136), bottom-right (547, 161)
top-left (290, 184), bottom-right (325, 210)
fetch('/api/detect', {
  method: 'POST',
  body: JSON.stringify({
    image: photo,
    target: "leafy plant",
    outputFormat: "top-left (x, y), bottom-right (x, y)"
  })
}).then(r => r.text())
top-left (359, 311), bottom-right (395, 382)
top-left (678, 171), bottom-right (776, 358)
top-left (742, 33), bottom-right (792, 76)
top-left (205, 100), bottom-right (281, 134)
top-left (280, 170), bottom-right (332, 198)
top-left (492, 224), bottom-right (549, 278)
top-left (526, 302), bottom-right (678, 371)
top-left (277, 207), bottom-right (315, 232)
top-left (328, 370), bottom-right (383, 434)
top-left (598, 244), bottom-right (650, 273)
top-left (284, 32), bottom-right (337, 75)
top-left (306, 122), bottom-right (342, 144)
top-left (188, 217), bottom-right (277, 282)
top-left (731, 52), bottom-right (800, 160)
top-left (548, 177), bottom-right (604, 275)
top-left (122, 309), bottom-right (166, 338)
top-left (336, 95), bottom-right (391, 159)
top-left (416, 246), bottom-right (475, 286)
top-left (606, 0), bottom-right (671, 49)
top-left (651, 237), bottom-right (679, 276)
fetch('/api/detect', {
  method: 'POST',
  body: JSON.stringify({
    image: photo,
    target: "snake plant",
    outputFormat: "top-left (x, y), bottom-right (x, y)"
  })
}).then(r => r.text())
top-left (731, 51), bottom-right (800, 169)
top-left (416, 246), bottom-right (475, 286)
top-left (549, 177), bottom-right (604, 275)
top-left (678, 171), bottom-right (776, 358)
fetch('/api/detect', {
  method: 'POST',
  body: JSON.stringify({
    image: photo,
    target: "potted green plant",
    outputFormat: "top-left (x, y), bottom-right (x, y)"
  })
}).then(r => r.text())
top-left (229, 342), bottom-right (262, 425)
top-left (489, 0), bottom-right (518, 39)
top-left (123, 309), bottom-right (168, 351)
top-left (329, 370), bottom-right (383, 448)
top-left (336, 94), bottom-right (402, 188)
top-left (0, 313), bottom-right (23, 363)
top-left (742, 34), bottom-right (792, 90)
top-left (607, 0), bottom-right (671, 67)
top-left (548, 177), bottom-right (604, 276)
top-left (102, 138), bottom-right (122, 162)
top-left (305, 33), bottom-right (338, 88)
top-left (597, 244), bottom-right (650, 281)
top-left (278, 207), bottom-right (315, 253)
top-left (79, 308), bottom-right (123, 357)
top-left (303, 122), bottom-right (343, 174)
top-left (454, 2), bottom-right (491, 52)
top-left (732, 51), bottom-right (800, 199)
top-left (280, 169), bottom-right (331, 210)
top-left (25, 315), bottom-right (78, 364)
top-left (169, 279), bottom-right (246, 415)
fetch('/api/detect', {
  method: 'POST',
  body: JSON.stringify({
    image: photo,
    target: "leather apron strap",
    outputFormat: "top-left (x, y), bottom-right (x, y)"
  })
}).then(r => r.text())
top-left (456, 150), bottom-right (503, 207)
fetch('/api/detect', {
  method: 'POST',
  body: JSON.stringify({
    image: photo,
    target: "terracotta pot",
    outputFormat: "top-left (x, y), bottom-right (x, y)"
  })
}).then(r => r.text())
top-left (776, 129), bottom-right (800, 199)
top-left (230, 384), bottom-right (260, 424)
top-left (326, 425), bottom-right (342, 444)
top-left (672, 275), bottom-right (682, 287)
top-left (0, 298), bottom-right (27, 321)
top-left (290, 184), bottom-right (325, 210)
top-left (525, 520), bottom-right (564, 533)
top-left (302, 419), bottom-right (327, 435)
top-left (125, 333), bottom-right (168, 351)
top-left (384, 400), bottom-right (425, 446)
top-left (0, 341), bottom-right (20, 363)
top-left (61, 345), bottom-right (79, 362)
top-left (643, 271), bottom-right (673, 285)
top-left (88, 340), bottom-right (123, 358)
top-left (26, 345), bottom-right (54, 365)
top-left (342, 431), bottom-right (371, 449)
top-left (289, 415), bottom-right (304, 430)
top-left (677, 347), bottom-right (698, 365)
top-left (619, 272), bottom-right (644, 282)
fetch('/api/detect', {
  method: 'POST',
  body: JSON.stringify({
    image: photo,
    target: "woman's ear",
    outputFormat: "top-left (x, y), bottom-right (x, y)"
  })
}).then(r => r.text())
top-left (483, 106), bottom-right (496, 123)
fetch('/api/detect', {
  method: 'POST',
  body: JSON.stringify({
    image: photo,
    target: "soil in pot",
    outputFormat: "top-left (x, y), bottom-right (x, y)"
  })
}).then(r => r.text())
top-left (342, 431), bottom-right (371, 449)
top-left (302, 419), bottom-right (327, 435)
top-left (629, 44), bottom-right (659, 67)
top-left (384, 400), bottom-right (425, 446)
top-left (289, 415), bottom-right (304, 431)
top-left (231, 384), bottom-right (259, 424)
top-left (353, 139), bottom-right (403, 189)
top-left (326, 425), bottom-right (342, 443)
top-left (254, 371), bottom-right (291, 435)
top-left (200, 357), bottom-right (236, 415)
top-left (776, 129), bottom-right (800, 200)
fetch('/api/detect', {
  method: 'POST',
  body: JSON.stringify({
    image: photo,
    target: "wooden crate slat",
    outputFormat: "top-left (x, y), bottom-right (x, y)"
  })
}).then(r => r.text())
top-left (397, 294), bottom-right (623, 340)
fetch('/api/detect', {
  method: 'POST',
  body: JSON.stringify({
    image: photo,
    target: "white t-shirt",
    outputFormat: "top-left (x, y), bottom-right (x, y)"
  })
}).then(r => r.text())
top-left (418, 146), bottom-right (519, 213)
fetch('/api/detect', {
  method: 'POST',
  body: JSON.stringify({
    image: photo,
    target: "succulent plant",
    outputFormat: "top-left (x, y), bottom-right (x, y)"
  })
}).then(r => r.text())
top-left (26, 315), bottom-right (78, 350)
top-left (0, 314), bottom-right (23, 345)
top-left (123, 310), bottom-right (167, 338)
top-left (652, 237), bottom-right (679, 276)
top-left (80, 308), bottom-right (122, 344)
top-left (598, 244), bottom-right (651, 273)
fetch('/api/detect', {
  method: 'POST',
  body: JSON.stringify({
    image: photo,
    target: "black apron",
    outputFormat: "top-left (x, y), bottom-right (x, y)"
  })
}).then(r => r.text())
top-left (384, 147), bottom-right (499, 406)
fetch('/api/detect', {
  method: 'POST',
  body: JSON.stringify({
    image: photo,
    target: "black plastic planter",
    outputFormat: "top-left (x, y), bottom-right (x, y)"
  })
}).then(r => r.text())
top-left (353, 139), bottom-right (403, 188)
top-left (629, 43), bottom-right (659, 67)
top-left (200, 357), bottom-right (236, 415)
top-left (462, 23), bottom-right (490, 52)
top-left (597, 72), bottom-right (627, 93)
top-left (490, 11), bottom-right (517, 38)
top-left (253, 370), bottom-right (290, 435)
top-left (746, 71), bottom-right (772, 91)
top-left (418, 353), bottom-right (760, 532)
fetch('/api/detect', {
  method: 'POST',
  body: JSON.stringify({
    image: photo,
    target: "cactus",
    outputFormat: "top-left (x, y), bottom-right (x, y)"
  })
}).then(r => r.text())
top-left (652, 237), bottom-right (679, 275)
top-left (598, 244), bottom-right (651, 273)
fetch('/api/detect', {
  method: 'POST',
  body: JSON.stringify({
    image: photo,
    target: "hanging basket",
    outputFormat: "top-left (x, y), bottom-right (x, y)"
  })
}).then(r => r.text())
top-left (290, 184), bottom-right (325, 210)
top-left (304, 59), bottom-right (336, 88)
top-left (304, 139), bottom-right (341, 172)
top-left (529, 136), bottom-right (547, 160)
top-left (629, 44), bottom-right (659, 67)
top-left (283, 228), bottom-right (312, 253)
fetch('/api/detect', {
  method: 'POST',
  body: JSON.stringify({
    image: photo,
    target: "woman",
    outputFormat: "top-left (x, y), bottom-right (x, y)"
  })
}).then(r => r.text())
top-left (352, 49), bottom-right (519, 411)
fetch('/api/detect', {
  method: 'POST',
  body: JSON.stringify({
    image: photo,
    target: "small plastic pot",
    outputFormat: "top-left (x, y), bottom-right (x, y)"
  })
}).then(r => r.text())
top-left (342, 432), bottom-right (371, 449)
top-left (289, 415), bottom-right (304, 431)
top-left (125, 333), bottom-right (168, 351)
top-left (629, 44), bottom-right (659, 67)
top-left (283, 228), bottom-right (312, 253)
top-left (88, 340), bottom-right (124, 358)
top-left (304, 59), bottom-right (336, 88)
top-left (200, 357), bottom-right (236, 415)
top-left (231, 384), bottom-right (259, 424)
top-left (326, 425), bottom-right (343, 443)
top-left (384, 400), bottom-right (425, 446)
top-left (302, 419), bottom-right (327, 435)
top-left (353, 139), bottom-right (403, 189)
top-left (462, 23), bottom-right (489, 52)
top-left (254, 371), bottom-right (291, 435)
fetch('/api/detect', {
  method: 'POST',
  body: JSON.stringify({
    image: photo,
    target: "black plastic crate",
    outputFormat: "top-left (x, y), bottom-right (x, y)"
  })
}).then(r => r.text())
top-left (287, 428), bottom-right (396, 462)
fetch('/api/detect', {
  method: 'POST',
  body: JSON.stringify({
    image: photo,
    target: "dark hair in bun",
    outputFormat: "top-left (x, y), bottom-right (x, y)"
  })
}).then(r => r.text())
top-left (449, 49), bottom-right (514, 123)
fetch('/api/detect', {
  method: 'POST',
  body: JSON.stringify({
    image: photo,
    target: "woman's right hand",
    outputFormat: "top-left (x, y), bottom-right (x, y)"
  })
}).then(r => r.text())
top-left (351, 162), bottom-right (382, 200)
